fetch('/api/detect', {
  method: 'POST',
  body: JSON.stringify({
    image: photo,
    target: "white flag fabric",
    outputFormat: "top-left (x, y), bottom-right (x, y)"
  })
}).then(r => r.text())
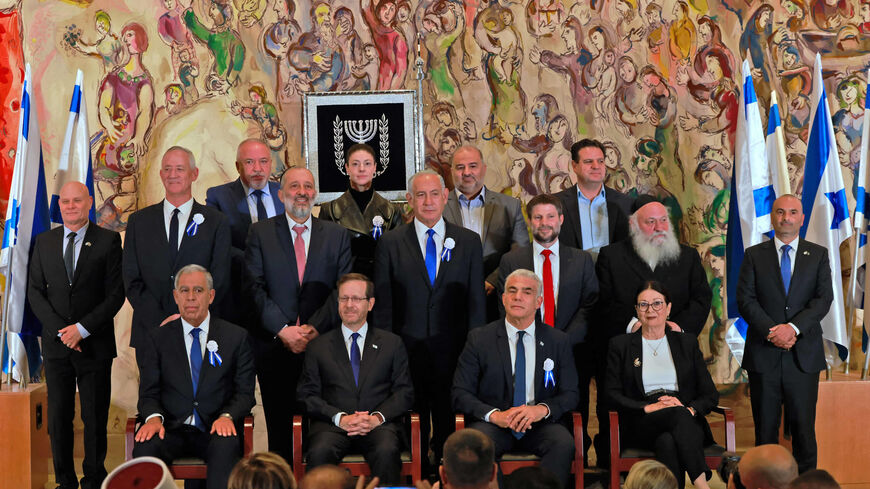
top-left (766, 91), bottom-right (790, 198)
top-left (853, 68), bottom-right (870, 353)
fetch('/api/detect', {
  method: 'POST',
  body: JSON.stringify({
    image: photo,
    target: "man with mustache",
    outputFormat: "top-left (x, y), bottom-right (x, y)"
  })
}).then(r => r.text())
top-left (246, 167), bottom-right (352, 462)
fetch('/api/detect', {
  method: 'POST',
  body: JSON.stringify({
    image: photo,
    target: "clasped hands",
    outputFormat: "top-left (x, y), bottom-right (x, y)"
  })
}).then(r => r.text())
top-left (58, 325), bottom-right (83, 352)
top-left (767, 323), bottom-right (797, 350)
top-left (644, 395), bottom-right (695, 416)
top-left (339, 411), bottom-right (382, 436)
top-left (134, 416), bottom-right (237, 442)
top-left (490, 404), bottom-right (548, 433)
top-left (278, 324), bottom-right (319, 353)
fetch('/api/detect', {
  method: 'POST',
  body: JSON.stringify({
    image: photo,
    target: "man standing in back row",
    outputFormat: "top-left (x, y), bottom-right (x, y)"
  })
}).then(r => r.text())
top-left (738, 195), bottom-right (833, 473)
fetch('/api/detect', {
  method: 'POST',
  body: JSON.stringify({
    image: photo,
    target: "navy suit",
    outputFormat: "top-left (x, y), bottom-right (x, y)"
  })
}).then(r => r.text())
top-left (206, 178), bottom-right (283, 326)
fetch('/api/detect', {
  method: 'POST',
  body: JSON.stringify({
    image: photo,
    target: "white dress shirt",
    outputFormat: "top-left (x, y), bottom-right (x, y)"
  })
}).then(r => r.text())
top-left (773, 236), bottom-right (801, 335)
top-left (641, 336), bottom-right (679, 393)
top-left (163, 198), bottom-right (194, 250)
top-left (457, 187), bottom-right (486, 239)
top-left (414, 217), bottom-right (446, 275)
top-left (244, 183), bottom-right (278, 222)
top-left (287, 214), bottom-right (313, 257)
top-left (61, 223), bottom-right (91, 338)
top-left (533, 239), bottom-right (561, 311)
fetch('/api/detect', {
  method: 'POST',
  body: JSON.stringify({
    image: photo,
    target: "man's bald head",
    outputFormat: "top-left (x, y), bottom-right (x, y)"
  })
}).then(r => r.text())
top-left (59, 181), bottom-right (93, 231)
top-left (739, 444), bottom-right (798, 489)
top-left (299, 465), bottom-right (353, 489)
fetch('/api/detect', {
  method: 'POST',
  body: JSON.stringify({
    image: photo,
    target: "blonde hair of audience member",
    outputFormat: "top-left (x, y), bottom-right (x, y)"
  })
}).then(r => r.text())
top-left (228, 452), bottom-right (297, 489)
top-left (625, 460), bottom-right (679, 489)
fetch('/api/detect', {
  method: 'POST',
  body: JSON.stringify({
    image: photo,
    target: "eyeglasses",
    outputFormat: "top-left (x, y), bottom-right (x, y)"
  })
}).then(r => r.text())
top-left (636, 300), bottom-right (666, 311)
top-left (339, 296), bottom-right (369, 304)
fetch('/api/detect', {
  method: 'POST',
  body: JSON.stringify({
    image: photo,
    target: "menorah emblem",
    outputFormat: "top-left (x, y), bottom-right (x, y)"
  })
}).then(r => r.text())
top-left (344, 119), bottom-right (378, 143)
top-left (333, 114), bottom-right (390, 177)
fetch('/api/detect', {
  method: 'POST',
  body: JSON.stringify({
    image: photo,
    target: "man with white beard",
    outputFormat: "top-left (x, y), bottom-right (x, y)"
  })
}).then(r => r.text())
top-left (595, 195), bottom-right (712, 341)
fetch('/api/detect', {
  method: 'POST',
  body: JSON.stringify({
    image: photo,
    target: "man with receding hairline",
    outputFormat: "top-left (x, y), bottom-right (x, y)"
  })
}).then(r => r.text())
top-left (439, 429), bottom-right (498, 489)
top-left (738, 444), bottom-right (799, 489)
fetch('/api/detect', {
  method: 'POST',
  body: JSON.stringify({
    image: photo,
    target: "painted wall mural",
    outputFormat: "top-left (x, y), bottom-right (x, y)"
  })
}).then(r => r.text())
top-left (11, 0), bottom-right (870, 385)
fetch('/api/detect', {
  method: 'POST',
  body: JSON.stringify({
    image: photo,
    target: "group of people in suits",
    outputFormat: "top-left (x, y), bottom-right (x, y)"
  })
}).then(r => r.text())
top-left (26, 134), bottom-right (832, 489)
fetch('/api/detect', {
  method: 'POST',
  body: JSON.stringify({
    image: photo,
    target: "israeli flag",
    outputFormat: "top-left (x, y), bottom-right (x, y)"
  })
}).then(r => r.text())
top-left (801, 53), bottom-right (852, 365)
top-left (766, 91), bottom-right (791, 197)
top-left (50, 69), bottom-right (96, 225)
top-left (1, 64), bottom-right (49, 381)
top-left (852, 68), bottom-right (870, 353)
top-left (725, 59), bottom-right (774, 365)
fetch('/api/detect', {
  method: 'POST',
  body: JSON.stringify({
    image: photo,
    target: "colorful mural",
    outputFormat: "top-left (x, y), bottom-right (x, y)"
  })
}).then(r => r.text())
top-left (13, 0), bottom-right (870, 383)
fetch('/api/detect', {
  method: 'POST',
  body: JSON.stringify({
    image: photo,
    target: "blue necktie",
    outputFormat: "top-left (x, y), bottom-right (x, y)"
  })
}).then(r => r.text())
top-left (190, 328), bottom-right (205, 430)
top-left (350, 332), bottom-right (361, 386)
top-left (781, 244), bottom-right (792, 293)
top-left (252, 189), bottom-right (267, 221)
top-left (425, 229), bottom-right (437, 285)
top-left (512, 331), bottom-right (526, 439)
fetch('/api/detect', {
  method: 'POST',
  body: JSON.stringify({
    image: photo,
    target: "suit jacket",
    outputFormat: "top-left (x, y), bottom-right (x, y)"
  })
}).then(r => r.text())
top-left (452, 319), bottom-right (579, 423)
top-left (496, 243), bottom-right (598, 344)
top-left (605, 330), bottom-right (718, 443)
top-left (318, 190), bottom-right (403, 278)
top-left (595, 240), bottom-right (712, 341)
top-left (123, 200), bottom-right (231, 348)
top-left (737, 239), bottom-right (833, 373)
top-left (443, 188), bottom-right (529, 284)
top-left (28, 223), bottom-right (125, 361)
top-left (554, 185), bottom-right (632, 251)
top-left (297, 326), bottom-right (414, 434)
top-left (137, 317), bottom-right (256, 429)
top-left (373, 221), bottom-right (486, 355)
top-left (245, 215), bottom-right (352, 337)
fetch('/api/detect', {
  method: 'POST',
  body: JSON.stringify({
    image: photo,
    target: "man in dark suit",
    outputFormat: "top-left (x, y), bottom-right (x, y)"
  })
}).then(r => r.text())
top-left (737, 195), bottom-right (833, 473)
top-left (133, 264), bottom-right (255, 489)
top-left (554, 138), bottom-right (633, 256)
top-left (245, 166), bottom-right (352, 461)
top-left (496, 193), bottom-right (598, 459)
top-left (373, 169), bottom-right (485, 469)
top-left (443, 145), bottom-right (529, 320)
top-left (453, 269), bottom-right (579, 488)
top-left (297, 273), bottom-right (414, 484)
top-left (123, 146), bottom-right (231, 357)
top-left (205, 138), bottom-right (284, 325)
top-left (28, 182), bottom-right (125, 489)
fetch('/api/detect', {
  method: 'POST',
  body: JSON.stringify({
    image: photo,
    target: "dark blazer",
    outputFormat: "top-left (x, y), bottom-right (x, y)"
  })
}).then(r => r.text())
top-left (605, 330), bottom-right (718, 443)
top-left (737, 239), bottom-right (833, 373)
top-left (297, 326), bottom-right (414, 434)
top-left (554, 185), bottom-right (632, 251)
top-left (443, 188), bottom-right (529, 284)
top-left (137, 318), bottom-right (256, 429)
top-left (373, 221), bottom-right (486, 354)
top-left (452, 319), bottom-right (579, 422)
top-left (496, 243), bottom-right (598, 344)
top-left (595, 240), bottom-right (712, 341)
top-left (28, 223), bottom-right (125, 360)
top-left (123, 200), bottom-right (231, 348)
top-left (318, 190), bottom-right (403, 278)
top-left (205, 178), bottom-right (284, 253)
top-left (245, 215), bottom-right (352, 337)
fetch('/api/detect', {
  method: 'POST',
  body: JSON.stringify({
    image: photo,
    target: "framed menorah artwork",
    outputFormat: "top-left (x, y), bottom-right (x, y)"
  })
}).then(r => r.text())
top-left (303, 90), bottom-right (420, 203)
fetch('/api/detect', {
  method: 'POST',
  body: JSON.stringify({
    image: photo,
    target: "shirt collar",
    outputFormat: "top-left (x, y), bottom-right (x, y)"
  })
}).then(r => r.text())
top-left (181, 313), bottom-right (211, 337)
top-left (342, 322), bottom-right (369, 343)
top-left (286, 213), bottom-right (313, 231)
top-left (533, 239), bottom-right (559, 256)
top-left (773, 236), bottom-right (799, 252)
top-left (576, 184), bottom-right (606, 202)
top-left (456, 186), bottom-right (486, 204)
top-left (164, 198), bottom-right (194, 215)
top-left (63, 221), bottom-right (89, 240)
top-left (414, 217), bottom-right (446, 238)
top-left (246, 182), bottom-right (271, 198)
top-left (504, 318), bottom-right (536, 341)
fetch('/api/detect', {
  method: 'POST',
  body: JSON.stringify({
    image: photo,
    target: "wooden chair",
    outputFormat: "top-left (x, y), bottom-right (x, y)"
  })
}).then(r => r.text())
top-left (125, 416), bottom-right (254, 480)
top-left (291, 412), bottom-right (422, 483)
top-left (456, 413), bottom-right (585, 489)
top-left (608, 407), bottom-right (736, 489)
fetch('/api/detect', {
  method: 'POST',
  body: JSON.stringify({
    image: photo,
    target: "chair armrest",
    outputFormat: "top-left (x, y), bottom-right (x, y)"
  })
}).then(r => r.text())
top-left (455, 413), bottom-right (466, 430)
top-left (410, 412), bottom-right (422, 482)
top-left (609, 411), bottom-right (621, 465)
top-left (571, 411), bottom-right (584, 488)
top-left (243, 415), bottom-right (254, 457)
top-left (710, 406), bottom-right (736, 452)
top-left (292, 415), bottom-right (304, 482)
top-left (125, 417), bottom-right (137, 461)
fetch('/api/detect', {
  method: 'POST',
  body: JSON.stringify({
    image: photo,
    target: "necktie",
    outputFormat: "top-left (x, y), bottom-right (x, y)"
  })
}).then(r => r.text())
top-left (350, 332), bottom-right (361, 386)
top-left (541, 250), bottom-right (555, 326)
top-left (512, 330), bottom-right (526, 439)
top-left (252, 189), bottom-right (267, 221)
top-left (293, 225), bottom-right (307, 283)
top-left (781, 244), bottom-right (792, 293)
top-left (190, 328), bottom-right (205, 430)
top-left (64, 232), bottom-right (77, 283)
top-left (168, 208), bottom-right (180, 265)
top-left (425, 229), bottom-right (437, 285)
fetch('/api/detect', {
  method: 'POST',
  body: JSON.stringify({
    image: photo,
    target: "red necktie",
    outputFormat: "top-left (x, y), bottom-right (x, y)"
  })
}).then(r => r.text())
top-left (541, 249), bottom-right (555, 326)
top-left (293, 224), bottom-right (307, 325)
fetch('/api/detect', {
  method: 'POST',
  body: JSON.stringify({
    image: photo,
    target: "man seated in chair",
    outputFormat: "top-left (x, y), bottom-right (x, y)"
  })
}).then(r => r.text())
top-left (452, 269), bottom-right (579, 488)
top-left (133, 264), bottom-right (256, 489)
top-left (297, 273), bottom-right (414, 485)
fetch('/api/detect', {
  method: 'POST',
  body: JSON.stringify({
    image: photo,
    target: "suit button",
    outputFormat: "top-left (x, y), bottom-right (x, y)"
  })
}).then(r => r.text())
top-left (193, 401), bottom-right (199, 407)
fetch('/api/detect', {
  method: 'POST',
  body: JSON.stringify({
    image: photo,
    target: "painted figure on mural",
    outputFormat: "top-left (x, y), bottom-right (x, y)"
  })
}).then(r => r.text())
top-left (832, 74), bottom-right (865, 172)
top-left (668, 1), bottom-right (696, 72)
top-left (290, 1), bottom-right (345, 92)
top-left (615, 55), bottom-right (648, 137)
top-left (811, 0), bottom-right (853, 30)
top-left (231, 84), bottom-right (287, 151)
top-left (526, 0), bottom-right (565, 37)
top-left (334, 7), bottom-right (365, 89)
top-left (782, 0), bottom-right (811, 31)
top-left (507, 158), bottom-right (538, 201)
top-left (640, 64), bottom-right (685, 191)
top-left (263, 0), bottom-right (301, 102)
top-left (644, 3), bottom-right (670, 80)
top-left (740, 4), bottom-right (774, 107)
top-left (361, 0), bottom-right (410, 89)
top-left (351, 43), bottom-right (381, 89)
top-left (630, 137), bottom-right (685, 236)
top-left (93, 22), bottom-right (154, 230)
top-left (603, 140), bottom-right (633, 193)
top-left (234, 0), bottom-right (266, 27)
top-left (158, 0), bottom-right (198, 84)
top-left (184, 0), bottom-right (246, 94)
top-left (676, 16), bottom-right (736, 104)
top-left (419, 0), bottom-right (465, 110)
top-left (679, 50), bottom-right (739, 149)
top-left (64, 10), bottom-right (125, 73)
top-left (476, 4), bottom-right (526, 140)
top-left (612, 0), bottom-right (644, 52)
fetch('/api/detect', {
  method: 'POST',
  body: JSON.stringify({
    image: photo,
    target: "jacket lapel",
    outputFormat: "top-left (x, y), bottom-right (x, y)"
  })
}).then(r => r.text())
top-left (274, 216), bottom-right (300, 287)
top-left (564, 190), bottom-right (583, 248)
top-left (169, 322), bottom-right (195, 398)
top-left (269, 181), bottom-right (285, 215)
top-left (764, 240), bottom-right (787, 297)
top-left (481, 193), bottom-right (496, 246)
top-left (667, 332), bottom-right (687, 389)
top-left (496, 325), bottom-right (514, 400)
top-left (533, 325), bottom-right (545, 399)
top-left (231, 180), bottom-right (253, 227)
top-left (790, 240), bottom-right (812, 298)
top-left (630, 332), bottom-right (644, 396)
top-left (357, 328), bottom-right (380, 390)
top-left (152, 202), bottom-right (172, 266)
top-left (554, 248), bottom-right (572, 327)
top-left (198, 320), bottom-right (222, 393)
top-left (403, 224), bottom-right (432, 289)
top-left (176, 201), bottom-right (203, 261)
top-left (302, 218), bottom-right (325, 284)
top-left (70, 223), bottom-right (97, 285)
top-left (331, 330), bottom-right (357, 390)
top-left (336, 191), bottom-right (370, 235)
top-left (605, 191), bottom-right (621, 242)
top-left (444, 194), bottom-right (462, 225)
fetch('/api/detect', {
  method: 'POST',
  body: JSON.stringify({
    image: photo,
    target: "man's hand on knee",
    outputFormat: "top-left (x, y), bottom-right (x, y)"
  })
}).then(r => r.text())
top-left (211, 416), bottom-right (237, 437)
top-left (135, 417), bottom-right (165, 442)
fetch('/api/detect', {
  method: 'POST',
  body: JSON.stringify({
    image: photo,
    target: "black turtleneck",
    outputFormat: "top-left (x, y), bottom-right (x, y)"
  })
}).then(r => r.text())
top-left (349, 186), bottom-right (374, 214)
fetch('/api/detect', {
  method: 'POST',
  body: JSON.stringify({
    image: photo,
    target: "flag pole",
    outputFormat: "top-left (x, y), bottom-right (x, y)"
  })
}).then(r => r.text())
top-left (1, 246), bottom-right (15, 386)
top-left (769, 90), bottom-right (792, 194)
top-left (846, 235), bottom-right (860, 373)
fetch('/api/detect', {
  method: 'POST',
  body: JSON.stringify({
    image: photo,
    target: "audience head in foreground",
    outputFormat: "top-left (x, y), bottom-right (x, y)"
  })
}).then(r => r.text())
top-left (738, 444), bottom-right (799, 489)
top-left (441, 429), bottom-right (497, 489)
top-left (788, 470), bottom-right (840, 489)
top-left (624, 460), bottom-right (679, 489)
top-left (228, 452), bottom-right (297, 489)
top-left (299, 464), bottom-right (354, 489)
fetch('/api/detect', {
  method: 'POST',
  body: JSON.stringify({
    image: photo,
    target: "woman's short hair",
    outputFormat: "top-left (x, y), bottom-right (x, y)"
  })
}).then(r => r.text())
top-left (228, 452), bottom-right (297, 489)
top-left (624, 460), bottom-right (678, 489)
top-left (636, 280), bottom-right (671, 305)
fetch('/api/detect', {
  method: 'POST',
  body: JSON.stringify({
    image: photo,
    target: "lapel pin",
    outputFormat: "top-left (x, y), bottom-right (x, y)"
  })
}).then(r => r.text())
top-left (441, 237), bottom-right (455, 262)
top-left (85, 242), bottom-right (92, 247)
top-left (803, 250), bottom-right (809, 255)
top-left (634, 357), bottom-right (641, 367)
top-left (372, 344), bottom-right (378, 349)
top-left (207, 340), bottom-right (222, 367)
top-left (543, 358), bottom-right (556, 387)
top-left (539, 341), bottom-right (544, 346)
top-left (186, 213), bottom-right (205, 237)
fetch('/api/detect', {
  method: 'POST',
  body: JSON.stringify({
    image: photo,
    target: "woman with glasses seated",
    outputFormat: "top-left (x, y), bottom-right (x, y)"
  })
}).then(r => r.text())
top-left (605, 280), bottom-right (719, 489)
top-left (319, 143), bottom-right (404, 278)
